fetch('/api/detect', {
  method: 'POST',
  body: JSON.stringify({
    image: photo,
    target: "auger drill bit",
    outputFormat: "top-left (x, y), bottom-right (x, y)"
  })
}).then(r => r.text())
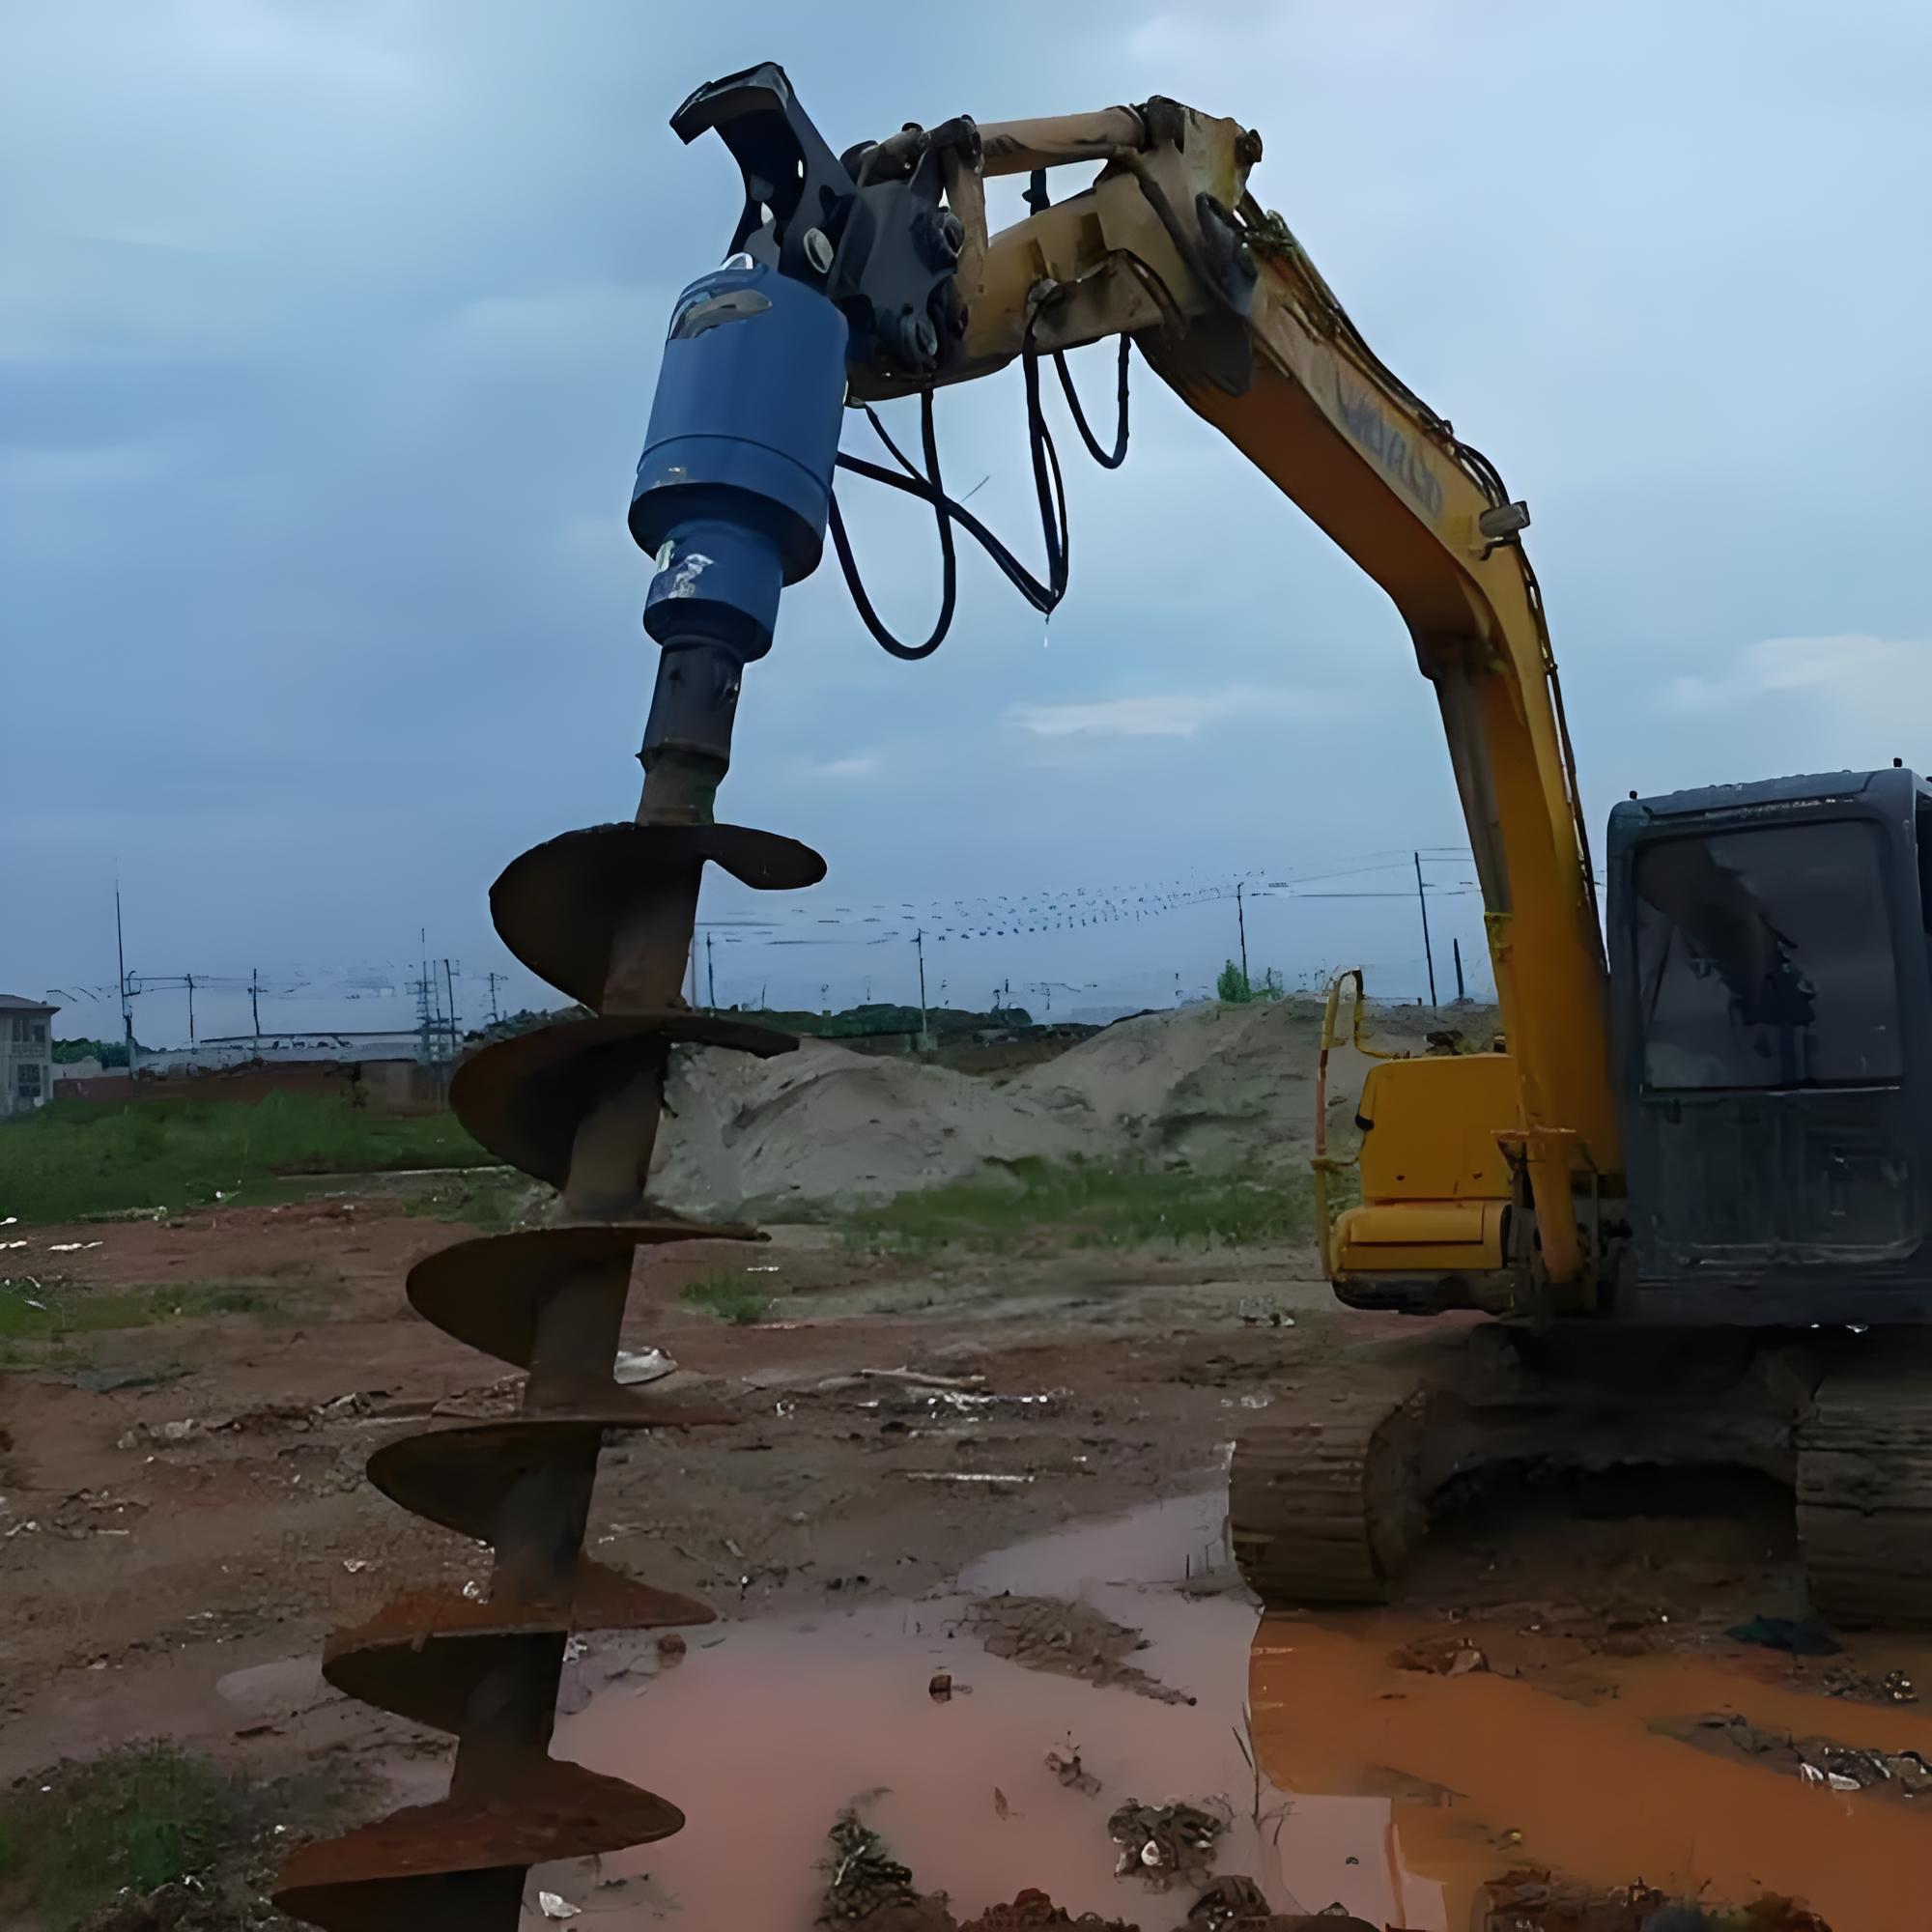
top-left (275, 64), bottom-right (967, 1928)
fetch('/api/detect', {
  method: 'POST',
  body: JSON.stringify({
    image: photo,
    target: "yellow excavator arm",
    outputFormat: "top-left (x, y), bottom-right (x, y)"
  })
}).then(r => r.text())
top-left (848, 98), bottom-right (1622, 1307)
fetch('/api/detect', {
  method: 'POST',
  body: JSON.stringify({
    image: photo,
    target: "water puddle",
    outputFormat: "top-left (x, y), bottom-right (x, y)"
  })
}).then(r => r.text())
top-left (1252, 1621), bottom-right (1932, 1930)
top-left (548, 1491), bottom-right (1932, 1929)
top-left (558, 1495), bottom-right (1424, 1927)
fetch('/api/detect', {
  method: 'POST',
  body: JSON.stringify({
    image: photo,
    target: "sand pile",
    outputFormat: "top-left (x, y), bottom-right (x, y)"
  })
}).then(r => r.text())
top-left (648, 1040), bottom-right (1090, 1220)
top-left (648, 996), bottom-right (1496, 1220)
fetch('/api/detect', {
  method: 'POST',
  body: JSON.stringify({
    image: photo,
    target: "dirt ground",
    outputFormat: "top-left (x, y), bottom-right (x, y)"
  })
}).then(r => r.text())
top-left (4, 1190), bottom-right (1930, 1929)
top-left (0, 1197), bottom-right (1346, 1767)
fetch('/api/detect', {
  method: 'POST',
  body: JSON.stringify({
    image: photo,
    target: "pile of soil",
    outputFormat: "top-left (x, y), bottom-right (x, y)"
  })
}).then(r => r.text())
top-left (650, 997), bottom-right (1492, 1217)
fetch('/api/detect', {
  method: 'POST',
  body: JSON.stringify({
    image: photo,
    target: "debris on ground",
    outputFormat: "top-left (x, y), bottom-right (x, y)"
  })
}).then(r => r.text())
top-left (853, 1367), bottom-right (989, 1393)
top-left (1477, 1866), bottom-right (1834, 1930)
top-left (957, 1891), bottom-right (1139, 1930)
top-left (1043, 1738), bottom-right (1101, 1797)
top-left (813, 1809), bottom-right (1143, 1927)
top-left (117, 1418), bottom-right (203, 1449)
top-left (1724, 1615), bottom-right (1842, 1657)
top-left (1391, 1634), bottom-right (1489, 1677)
top-left (1665, 1712), bottom-right (1932, 1800)
top-left (928, 1670), bottom-right (953, 1701)
top-left (830, 1369), bottom-right (1072, 1424)
top-left (970, 1596), bottom-right (1192, 1705)
top-left (1821, 1662), bottom-right (1916, 1705)
top-left (612, 1347), bottom-right (676, 1386)
top-left (817, 1804), bottom-right (933, 1926)
top-left (901, 1472), bottom-right (1037, 1487)
top-left (1186, 1875), bottom-right (1271, 1927)
top-left (1107, 1798), bottom-right (1230, 1889)
top-left (536, 1890), bottom-right (582, 1920)
top-left (1475, 1870), bottom-right (1668, 1930)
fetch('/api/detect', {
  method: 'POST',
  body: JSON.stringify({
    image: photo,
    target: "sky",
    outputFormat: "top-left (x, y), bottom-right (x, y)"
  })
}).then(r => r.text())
top-left (4, 1), bottom-right (1929, 1043)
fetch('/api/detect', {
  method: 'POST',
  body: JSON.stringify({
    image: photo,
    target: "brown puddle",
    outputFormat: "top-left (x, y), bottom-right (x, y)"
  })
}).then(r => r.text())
top-left (542, 1491), bottom-right (1932, 1929)
top-left (1252, 1620), bottom-right (1932, 1930)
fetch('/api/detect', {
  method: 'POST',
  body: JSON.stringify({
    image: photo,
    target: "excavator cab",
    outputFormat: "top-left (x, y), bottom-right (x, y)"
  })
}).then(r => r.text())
top-left (1606, 765), bottom-right (1932, 1321)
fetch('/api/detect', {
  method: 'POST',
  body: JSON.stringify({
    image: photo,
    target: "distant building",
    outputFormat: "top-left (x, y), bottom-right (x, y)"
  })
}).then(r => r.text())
top-left (0, 995), bottom-right (57, 1117)
top-left (53, 1028), bottom-right (451, 1114)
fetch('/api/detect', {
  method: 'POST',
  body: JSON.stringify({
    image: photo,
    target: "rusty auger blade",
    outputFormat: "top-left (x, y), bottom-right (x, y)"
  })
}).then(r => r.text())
top-left (275, 816), bottom-right (823, 1928)
top-left (277, 62), bottom-right (885, 1920)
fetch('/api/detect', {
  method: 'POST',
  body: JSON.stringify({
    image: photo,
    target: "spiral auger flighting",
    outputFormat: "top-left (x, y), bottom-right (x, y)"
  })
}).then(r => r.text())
top-left (273, 799), bottom-right (822, 1930)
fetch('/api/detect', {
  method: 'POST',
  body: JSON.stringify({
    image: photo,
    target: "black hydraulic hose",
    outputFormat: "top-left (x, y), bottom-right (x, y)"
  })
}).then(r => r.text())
top-left (828, 331), bottom-right (1127, 658)
top-left (1053, 337), bottom-right (1130, 469)
top-left (826, 389), bottom-right (956, 661)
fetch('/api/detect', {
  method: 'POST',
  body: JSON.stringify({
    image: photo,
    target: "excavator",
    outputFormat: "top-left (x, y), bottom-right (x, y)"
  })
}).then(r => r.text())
top-left (271, 63), bottom-right (1931, 1929)
top-left (617, 65), bottom-right (1930, 1625)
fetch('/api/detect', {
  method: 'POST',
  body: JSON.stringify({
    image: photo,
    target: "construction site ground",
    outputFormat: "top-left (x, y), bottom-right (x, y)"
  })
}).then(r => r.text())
top-left (3, 1006), bottom-right (1928, 1928)
top-left (3, 1195), bottom-right (1928, 1930)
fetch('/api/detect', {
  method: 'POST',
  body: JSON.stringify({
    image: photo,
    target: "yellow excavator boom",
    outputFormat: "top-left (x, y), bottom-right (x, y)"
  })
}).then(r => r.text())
top-left (850, 99), bottom-right (1621, 1306)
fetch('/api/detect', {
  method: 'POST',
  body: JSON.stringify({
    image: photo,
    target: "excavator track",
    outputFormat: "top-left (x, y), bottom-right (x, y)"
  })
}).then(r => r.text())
top-left (275, 810), bottom-right (823, 1927)
top-left (1230, 1381), bottom-right (1428, 1606)
top-left (1799, 1335), bottom-right (1932, 1629)
top-left (1231, 1327), bottom-right (1932, 1628)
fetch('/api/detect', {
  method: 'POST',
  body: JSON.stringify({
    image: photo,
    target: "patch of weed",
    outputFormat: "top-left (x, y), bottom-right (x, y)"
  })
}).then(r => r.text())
top-left (845, 1157), bottom-right (1313, 1255)
top-left (0, 1094), bottom-right (492, 1226)
top-left (680, 1272), bottom-right (771, 1325)
top-left (0, 1745), bottom-right (251, 1931)
top-left (0, 1745), bottom-right (363, 1930)
top-left (403, 1169), bottom-right (536, 1233)
top-left (0, 1276), bottom-right (280, 1350)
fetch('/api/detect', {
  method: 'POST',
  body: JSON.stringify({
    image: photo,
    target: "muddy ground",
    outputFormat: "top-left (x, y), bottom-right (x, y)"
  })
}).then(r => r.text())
top-left (3, 1198), bottom-right (1930, 1929)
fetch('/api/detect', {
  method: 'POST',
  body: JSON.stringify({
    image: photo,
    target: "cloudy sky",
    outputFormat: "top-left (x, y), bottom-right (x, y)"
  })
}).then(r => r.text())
top-left (4, 2), bottom-right (1928, 1041)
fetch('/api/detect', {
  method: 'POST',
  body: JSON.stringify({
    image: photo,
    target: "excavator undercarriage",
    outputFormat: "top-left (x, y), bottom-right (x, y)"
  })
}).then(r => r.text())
top-left (1230, 1321), bottom-right (1932, 1627)
top-left (1236, 923), bottom-right (1932, 1628)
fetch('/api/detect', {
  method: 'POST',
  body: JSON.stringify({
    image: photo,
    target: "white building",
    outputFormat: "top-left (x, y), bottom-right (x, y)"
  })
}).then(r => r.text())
top-left (0, 995), bottom-right (57, 1117)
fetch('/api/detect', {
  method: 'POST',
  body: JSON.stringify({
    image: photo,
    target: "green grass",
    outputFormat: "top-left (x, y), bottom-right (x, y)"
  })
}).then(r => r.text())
top-left (403, 1169), bottom-right (537, 1233)
top-left (845, 1157), bottom-right (1314, 1255)
top-left (0, 1093), bottom-right (491, 1225)
top-left (681, 1271), bottom-right (773, 1325)
top-left (0, 1746), bottom-right (255, 1931)
top-left (0, 1277), bottom-right (280, 1356)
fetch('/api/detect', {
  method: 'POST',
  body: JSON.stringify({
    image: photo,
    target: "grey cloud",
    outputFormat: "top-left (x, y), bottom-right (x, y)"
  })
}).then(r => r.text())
top-left (4, 2), bottom-right (1928, 1026)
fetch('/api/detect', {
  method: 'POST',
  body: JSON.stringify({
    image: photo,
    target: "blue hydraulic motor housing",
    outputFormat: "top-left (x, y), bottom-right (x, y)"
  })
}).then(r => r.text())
top-left (627, 61), bottom-right (971, 801)
top-left (629, 257), bottom-right (849, 782)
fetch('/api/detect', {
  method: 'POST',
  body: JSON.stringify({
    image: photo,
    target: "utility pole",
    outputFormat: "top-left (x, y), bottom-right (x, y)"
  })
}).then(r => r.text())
top-left (1413, 851), bottom-right (1438, 1006)
top-left (441, 959), bottom-right (459, 1053)
top-left (250, 967), bottom-right (261, 1041)
top-left (419, 928), bottom-right (433, 1062)
top-left (1452, 935), bottom-right (1466, 1004)
top-left (414, 929), bottom-right (435, 1069)
top-left (706, 932), bottom-right (716, 1009)
top-left (185, 972), bottom-right (195, 1047)
top-left (1236, 880), bottom-right (1250, 993)
top-left (914, 927), bottom-right (928, 1046)
top-left (115, 887), bottom-right (133, 1073)
top-left (486, 971), bottom-right (504, 1027)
